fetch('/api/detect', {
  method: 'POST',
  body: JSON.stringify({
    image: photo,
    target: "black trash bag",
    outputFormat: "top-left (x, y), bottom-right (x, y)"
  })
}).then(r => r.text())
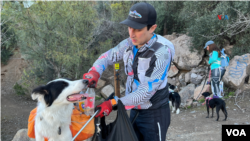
top-left (92, 100), bottom-right (138, 141)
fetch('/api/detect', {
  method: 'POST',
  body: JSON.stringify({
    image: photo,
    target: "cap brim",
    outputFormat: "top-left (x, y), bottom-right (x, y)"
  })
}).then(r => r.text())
top-left (120, 19), bottom-right (147, 29)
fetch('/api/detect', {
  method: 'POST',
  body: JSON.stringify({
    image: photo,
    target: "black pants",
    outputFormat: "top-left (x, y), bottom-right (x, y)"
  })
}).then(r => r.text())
top-left (211, 67), bottom-right (226, 96)
top-left (130, 105), bottom-right (171, 141)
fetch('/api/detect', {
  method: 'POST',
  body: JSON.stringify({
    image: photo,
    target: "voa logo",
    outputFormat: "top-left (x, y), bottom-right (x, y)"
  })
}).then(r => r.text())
top-left (226, 129), bottom-right (246, 136)
top-left (218, 15), bottom-right (229, 20)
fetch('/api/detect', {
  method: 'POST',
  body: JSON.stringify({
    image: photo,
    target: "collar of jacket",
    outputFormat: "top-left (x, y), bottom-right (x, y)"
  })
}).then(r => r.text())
top-left (129, 33), bottom-right (158, 53)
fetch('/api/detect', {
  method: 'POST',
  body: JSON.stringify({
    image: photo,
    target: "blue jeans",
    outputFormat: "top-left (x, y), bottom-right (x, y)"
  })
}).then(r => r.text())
top-left (130, 105), bottom-right (171, 141)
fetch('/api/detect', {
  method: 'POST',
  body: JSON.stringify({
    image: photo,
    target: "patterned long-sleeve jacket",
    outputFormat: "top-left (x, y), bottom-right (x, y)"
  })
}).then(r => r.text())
top-left (89, 34), bottom-right (175, 110)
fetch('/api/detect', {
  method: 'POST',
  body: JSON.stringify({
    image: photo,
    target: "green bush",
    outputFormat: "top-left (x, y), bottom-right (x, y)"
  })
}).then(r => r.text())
top-left (13, 82), bottom-right (28, 95)
top-left (1, 4), bottom-right (17, 65)
top-left (5, 1), bottom-right (107, 82)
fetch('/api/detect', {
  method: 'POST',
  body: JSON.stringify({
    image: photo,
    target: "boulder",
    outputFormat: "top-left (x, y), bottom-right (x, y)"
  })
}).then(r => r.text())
top-left (179, 84), bottom-right (195, 107)
top-left (242, 84), bottom-right (250, 91)
top-left (179, 73), bottom-right (186, 87)
top-left (185, 72), bottom-right (191, 83)
top-left (96, 79), bottom-right (106, 89)
top-left (168, 63), bottom-right (179, 77)
top-left (100, 84), bottom-right (125, 99)
top-left (167, 77), bottom-right (176, 86)
top-left (172, 35), bottom-right (204, 70)
top-left (193, 85), bottom-right (211, 100)
top-left (186, 99), bottom-right (193, 107)
top-left (190, 66), bottom-right (207, 76)
top-left (190, 73), bottom-right (204, 85)
top-left (101, 85), bottom-right (114, 99)
top-left (222, 54), bottom-right (250, 89)
top-left (163, 32), bottom-right (178, 41)
top-left (12, 129), bottom-right (35, 141)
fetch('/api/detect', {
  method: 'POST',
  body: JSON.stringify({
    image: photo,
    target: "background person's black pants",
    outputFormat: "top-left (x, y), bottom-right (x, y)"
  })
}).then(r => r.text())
top-left (130, 105), bottom-right (171, 141)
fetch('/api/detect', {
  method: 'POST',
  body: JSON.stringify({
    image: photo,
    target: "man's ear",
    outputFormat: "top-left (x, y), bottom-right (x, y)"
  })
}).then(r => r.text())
top-left (150, 24), bottom-right (157, 33)
top-left (31, 85), bottom-right (48, 100)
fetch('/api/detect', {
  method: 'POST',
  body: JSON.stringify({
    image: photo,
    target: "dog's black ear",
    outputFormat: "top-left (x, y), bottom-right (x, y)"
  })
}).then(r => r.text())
top-left (31, 85), bottom-right (48, 100)
top-left (32, 85), bottom-right (48, 95)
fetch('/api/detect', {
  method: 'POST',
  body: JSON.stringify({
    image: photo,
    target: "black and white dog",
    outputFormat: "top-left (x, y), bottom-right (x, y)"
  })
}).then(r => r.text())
top-left (202, 92), bottom-right (227, 121)
top-left (31, 78), bottom-right (88, 141)
top-left (168, 83), bottom-right (181, 114)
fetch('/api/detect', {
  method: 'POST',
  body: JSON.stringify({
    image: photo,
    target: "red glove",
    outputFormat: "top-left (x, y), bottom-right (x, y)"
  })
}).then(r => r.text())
top-left (83, 70), bottom-right (100, 88)
top-left (95, 99), bottom-right (117, 118)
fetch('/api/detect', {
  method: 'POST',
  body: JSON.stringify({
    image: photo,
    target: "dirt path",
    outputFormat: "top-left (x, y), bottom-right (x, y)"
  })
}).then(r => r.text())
top-left (1, 93), bottom-right (37, 141)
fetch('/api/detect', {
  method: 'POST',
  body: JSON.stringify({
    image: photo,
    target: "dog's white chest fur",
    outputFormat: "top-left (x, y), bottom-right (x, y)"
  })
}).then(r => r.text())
top-left (35, 103), bottom-right (73, 140)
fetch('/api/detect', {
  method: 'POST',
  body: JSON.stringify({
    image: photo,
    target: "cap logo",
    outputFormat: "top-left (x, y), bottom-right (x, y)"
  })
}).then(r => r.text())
top-left (129, 10), bottom-right (142, 18)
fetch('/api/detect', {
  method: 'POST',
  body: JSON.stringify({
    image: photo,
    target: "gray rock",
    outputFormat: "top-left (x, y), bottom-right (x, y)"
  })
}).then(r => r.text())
top-left (167, 77), bottom-right (176, 86)
top-left (179, 73), bottom-right (186, 87)
top-left (179, 84), bottom-right (195, 107)
top-left (190, 110), bottom-right (196, 113)
top-left (242, 84), bottom-right (250, 91)
top-left (172, 35), bottom-right (204, 70)
top-left (222, 54), bottom-right (250, 89)
top-left (96, 79), bottom-right (106, 89)
top-left (168, 64), bottom-right (179, 77)
top-left (101, 85), bottom-right (114, 99)
top-left (185, 72), bottom-right (191, 83)
top-left (190, 66), bottom-right (207, 76)
top-left (100, 84), bottom-right (125, 99)
top-left (163, 33), bottom-right (178, 41)
top-left (12, 129), bottom-right (35, 141)
top-left (193, 84), bottom-right (211, 100)
top-left (192, 101), bottom-right (198, 107)
top-left (186, 99), bottom-right (193, 107)
top-left (190, 73), bottom-right (204, 85)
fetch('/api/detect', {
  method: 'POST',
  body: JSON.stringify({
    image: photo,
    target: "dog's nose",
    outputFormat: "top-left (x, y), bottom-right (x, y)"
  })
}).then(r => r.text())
top-left (83, 79), bottom-right (89, 85)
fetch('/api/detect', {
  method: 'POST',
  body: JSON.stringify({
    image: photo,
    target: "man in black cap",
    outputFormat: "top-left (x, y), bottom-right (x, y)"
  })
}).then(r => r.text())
top-left (83, 2), bottom-right (175, 141)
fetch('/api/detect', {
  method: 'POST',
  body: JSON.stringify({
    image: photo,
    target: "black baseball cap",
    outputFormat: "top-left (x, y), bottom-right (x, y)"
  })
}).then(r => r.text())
top-left (120, 2), bottom-right (157, 29)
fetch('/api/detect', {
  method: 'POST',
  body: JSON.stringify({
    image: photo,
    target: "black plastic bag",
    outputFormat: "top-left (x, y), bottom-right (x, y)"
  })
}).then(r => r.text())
top-left (92, 100), bottom-right (138, 141)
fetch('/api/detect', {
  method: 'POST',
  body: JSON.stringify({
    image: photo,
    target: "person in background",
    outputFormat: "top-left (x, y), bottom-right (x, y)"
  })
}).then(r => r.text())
top-left (82, 2), bottom-right (175, 141)
top-left (204, 41), bottom-right (226, 98)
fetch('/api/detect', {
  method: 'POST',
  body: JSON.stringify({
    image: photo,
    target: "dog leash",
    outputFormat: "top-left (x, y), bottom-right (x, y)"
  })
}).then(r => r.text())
top-left (195, 66), bottom-right (210, 101)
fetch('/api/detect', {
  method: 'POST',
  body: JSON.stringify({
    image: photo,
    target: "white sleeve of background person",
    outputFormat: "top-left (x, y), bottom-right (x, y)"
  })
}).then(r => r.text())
top-left (88, 39), bottom-right (129, 76)
top-left (120, 43), bottom-right (172, 108)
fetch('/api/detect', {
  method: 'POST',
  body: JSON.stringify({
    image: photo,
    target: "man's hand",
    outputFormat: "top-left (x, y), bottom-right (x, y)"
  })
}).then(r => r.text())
top-left (83, 70), bottom-right (100, 88)
top-left (95, 99), bottom-right (117, 118)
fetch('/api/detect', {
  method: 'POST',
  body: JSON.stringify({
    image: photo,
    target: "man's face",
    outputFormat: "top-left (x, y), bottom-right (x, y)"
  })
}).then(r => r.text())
top-left (128, 25), bottom-right (157, 48)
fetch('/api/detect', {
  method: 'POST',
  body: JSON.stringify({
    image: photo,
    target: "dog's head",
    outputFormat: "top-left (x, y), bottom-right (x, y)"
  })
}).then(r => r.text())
top-left (31, 79), bottom-right (88, 106)
top-left (202, 92), bottom-right (211, 98)
top-left (168, 83), bottom-right (176, 92)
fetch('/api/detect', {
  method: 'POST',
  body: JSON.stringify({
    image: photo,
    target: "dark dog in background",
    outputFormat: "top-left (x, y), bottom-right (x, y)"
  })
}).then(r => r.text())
top-left (202, 92), bottom-right (227, 121)
top-left (168, 83), bottom-right (181, 114)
